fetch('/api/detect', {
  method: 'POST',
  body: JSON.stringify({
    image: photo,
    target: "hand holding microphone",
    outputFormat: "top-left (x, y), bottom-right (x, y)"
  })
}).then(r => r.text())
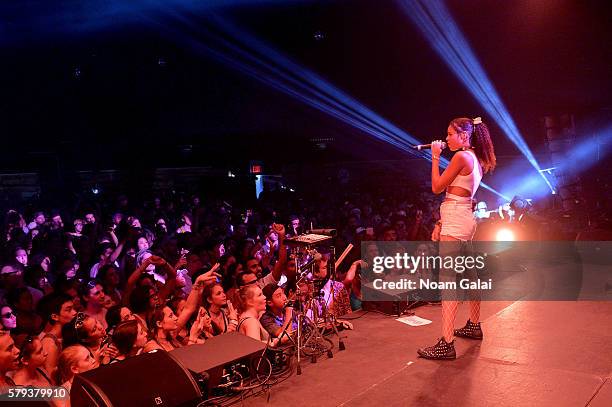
top-left (412, 141), bottom-right (447, 154)
top-left (430, 140), bottom-right (445, 158)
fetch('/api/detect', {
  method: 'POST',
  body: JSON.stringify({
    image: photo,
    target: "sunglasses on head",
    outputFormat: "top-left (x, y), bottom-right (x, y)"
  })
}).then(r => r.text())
top-left (74, 312), bottom-right (87, 341)
top-left (75, 312), bottom-right (86, 328)
top-left (238, 275), bottom-right (258, 287)
top-left (86, 280), bottom-right (99, 290)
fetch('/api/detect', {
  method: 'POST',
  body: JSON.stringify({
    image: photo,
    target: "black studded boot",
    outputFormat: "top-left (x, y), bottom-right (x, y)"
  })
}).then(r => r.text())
top-left (417, 337), bottom-right (456, 360)
top-left (454, 319), bottom-right (483, 340)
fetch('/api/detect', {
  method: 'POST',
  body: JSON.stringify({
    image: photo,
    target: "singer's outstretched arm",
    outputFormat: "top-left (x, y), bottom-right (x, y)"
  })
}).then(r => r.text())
top-left (431, 151), bottom-right (472, 194)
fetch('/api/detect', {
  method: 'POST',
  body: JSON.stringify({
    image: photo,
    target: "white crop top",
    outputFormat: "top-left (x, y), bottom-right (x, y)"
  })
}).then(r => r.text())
top-left (447, 150), bottom-right (482, 198)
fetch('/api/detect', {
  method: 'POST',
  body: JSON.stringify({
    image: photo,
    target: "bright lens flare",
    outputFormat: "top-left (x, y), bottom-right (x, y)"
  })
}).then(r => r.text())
top-left (496, 229), bottom-right (515, 241)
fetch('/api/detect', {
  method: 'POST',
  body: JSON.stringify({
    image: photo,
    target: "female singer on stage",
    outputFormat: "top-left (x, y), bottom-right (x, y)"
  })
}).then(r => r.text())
top-left (417, 117), bottom-right (496, 360)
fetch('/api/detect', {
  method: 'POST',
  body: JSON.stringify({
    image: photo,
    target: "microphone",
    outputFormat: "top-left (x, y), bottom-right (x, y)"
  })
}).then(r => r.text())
top-left (412, 142), bottom-right (446, 151)
top-left (308, 228), bottom-right (337, 236)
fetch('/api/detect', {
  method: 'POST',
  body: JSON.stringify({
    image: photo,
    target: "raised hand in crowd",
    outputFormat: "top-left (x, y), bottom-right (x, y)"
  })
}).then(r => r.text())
top-left (188, 307), bottom-right (211, 344)
top-left (271, 223), bottom-right (285, 239)
top-left (193, 264), bottom-right (221, 289)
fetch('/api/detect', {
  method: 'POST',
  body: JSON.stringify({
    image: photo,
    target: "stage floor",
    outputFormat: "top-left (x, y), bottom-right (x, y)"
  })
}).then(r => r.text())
top-left (248, 301), bottom-right (612, 407)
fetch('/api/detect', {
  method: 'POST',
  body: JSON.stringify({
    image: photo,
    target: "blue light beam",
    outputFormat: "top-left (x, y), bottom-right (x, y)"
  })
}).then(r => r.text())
top-left (152, 11), bottom-right (508, 199)
top-left (399, 0), bottom-right (555, 193)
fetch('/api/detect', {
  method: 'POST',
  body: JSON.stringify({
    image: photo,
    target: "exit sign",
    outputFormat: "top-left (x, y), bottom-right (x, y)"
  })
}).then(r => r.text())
top-left (249, 162), bottom-right (263, 174)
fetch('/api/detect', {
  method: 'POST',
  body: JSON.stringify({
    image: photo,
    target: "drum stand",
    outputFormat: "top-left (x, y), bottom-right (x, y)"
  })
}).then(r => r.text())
top-left (278, 246), bottom-right (346, 376)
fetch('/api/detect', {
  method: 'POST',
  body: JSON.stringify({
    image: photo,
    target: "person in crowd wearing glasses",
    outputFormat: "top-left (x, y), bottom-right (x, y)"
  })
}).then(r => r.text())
top-left (37, 293), bottom-right (77, 379)
top-left (0, 304), bottom-right (17, 332)
top-left (109, 320), bottom-right (148, 363)
top-left (7, 287), bottom-right (43, 334)
top-left (79, 280), bottom-right (109, 331)
top-left (57, 344), bottom-right (98, 394)
top-left (12, 333), bottom-right (53, 386)
top-left (202, 283), bottom-right (238, 335)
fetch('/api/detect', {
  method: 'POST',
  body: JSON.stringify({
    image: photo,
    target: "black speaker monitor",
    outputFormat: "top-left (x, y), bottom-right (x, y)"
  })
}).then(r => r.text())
top-left (70, 350), bottom-right (202, 407)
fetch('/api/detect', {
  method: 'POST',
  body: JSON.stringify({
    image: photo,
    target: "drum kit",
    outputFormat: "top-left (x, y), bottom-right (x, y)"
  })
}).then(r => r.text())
top-left (280, 232), bottom-right (347, 375)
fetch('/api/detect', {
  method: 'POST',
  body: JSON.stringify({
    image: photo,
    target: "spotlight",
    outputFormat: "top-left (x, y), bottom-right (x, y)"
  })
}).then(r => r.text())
top-left (227, 171), bottom-right (236, 178)
top-left (496, 228), bottom-right (515, 241)
top-left (91, 187), bottom-right (100, 195)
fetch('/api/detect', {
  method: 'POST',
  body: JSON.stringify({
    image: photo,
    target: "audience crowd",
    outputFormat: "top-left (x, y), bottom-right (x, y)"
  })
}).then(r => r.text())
top-left (0, 182), bottom-right (439, 401)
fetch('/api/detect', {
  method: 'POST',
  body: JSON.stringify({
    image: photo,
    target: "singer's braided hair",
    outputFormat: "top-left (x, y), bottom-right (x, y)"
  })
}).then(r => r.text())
top-left (450, 117), bottom-right (497, 174)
